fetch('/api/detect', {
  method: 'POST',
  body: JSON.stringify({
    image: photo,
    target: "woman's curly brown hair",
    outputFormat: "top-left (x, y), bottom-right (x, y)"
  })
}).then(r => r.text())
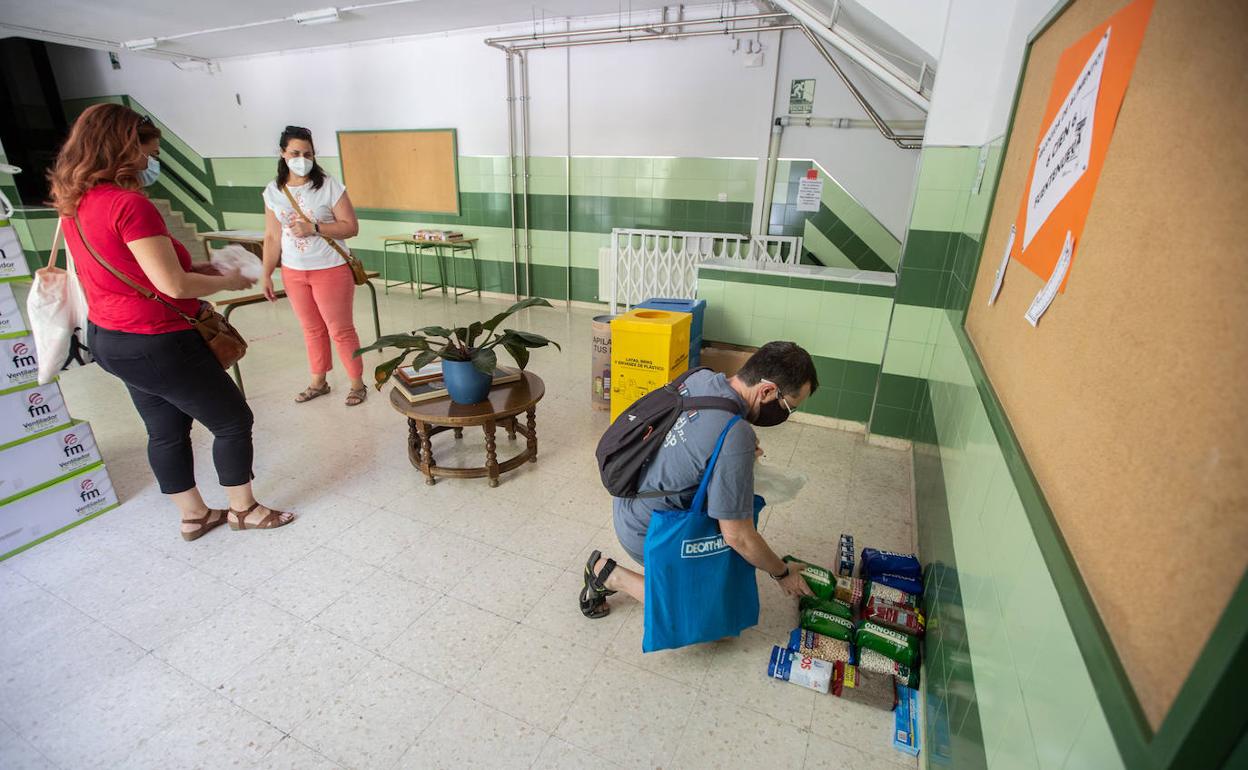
top-left (47, 103), bottom-right (161, 216)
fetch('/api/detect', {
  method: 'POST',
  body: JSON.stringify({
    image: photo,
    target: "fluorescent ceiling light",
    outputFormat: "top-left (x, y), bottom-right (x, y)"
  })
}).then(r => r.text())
top-left (292, 8), bottom-right (341, 25)
top-left (123, 37), bottom-right (159, 50)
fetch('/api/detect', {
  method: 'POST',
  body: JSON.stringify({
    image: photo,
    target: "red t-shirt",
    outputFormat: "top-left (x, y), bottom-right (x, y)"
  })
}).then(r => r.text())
top-left (66, 184), bottom-right (200, 334)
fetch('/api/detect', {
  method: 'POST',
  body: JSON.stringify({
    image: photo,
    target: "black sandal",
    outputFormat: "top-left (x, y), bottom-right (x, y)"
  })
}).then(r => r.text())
top-left (579, 549), bottom-right (617, 619)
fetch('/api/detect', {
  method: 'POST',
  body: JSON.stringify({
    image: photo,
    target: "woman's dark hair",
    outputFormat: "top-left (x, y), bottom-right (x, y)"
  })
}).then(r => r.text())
top-left (276, 125), bottom-right (325, 190)
top-left (737, 341), bottom-right (819, 397)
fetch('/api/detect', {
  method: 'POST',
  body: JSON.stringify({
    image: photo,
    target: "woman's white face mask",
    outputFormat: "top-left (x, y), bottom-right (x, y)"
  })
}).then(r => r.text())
top-left (286, 156), bottom-right (313, 177)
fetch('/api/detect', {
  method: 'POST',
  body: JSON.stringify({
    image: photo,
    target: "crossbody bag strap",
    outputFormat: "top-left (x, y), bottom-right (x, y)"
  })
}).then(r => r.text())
top-left (688, 414), bottom-right (744, 514)
top-left (281, 185), bottom-right (352, 263)
top-left (70, 215), bottom-right (199, 326)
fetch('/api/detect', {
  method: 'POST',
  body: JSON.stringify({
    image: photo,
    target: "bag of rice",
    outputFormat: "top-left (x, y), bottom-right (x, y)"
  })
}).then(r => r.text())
top-left (855, 621), bottom-right (920, 667)
top-left (857, 648), bottom-right (921, 688)
top-left (783, 555), bottom-right (835, 600)
top-left (767, 646), bottom-right (832, 693)
top-left (864, 597), bottom-right (925, 636)
top-left (788, 627), bottom-right (852, 664)
top-left (864, 580), bottom-right (918, 611)
top-left (872, 571), bottom-right (923, 596)
top-left (799, 608), bottom-right (855, 642)
top-left (800, 595), bottom-right (854, 621)
top-left (832, 660), bottom-right (897, 711)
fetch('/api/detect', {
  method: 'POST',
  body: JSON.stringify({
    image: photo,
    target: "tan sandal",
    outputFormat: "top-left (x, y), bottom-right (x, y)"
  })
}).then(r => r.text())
top-left (182, 508), bottom-right (228, 542)
top-left (228, 502), bottom-right (295, 531)
top-left (295, 383), bottom-right (331, 403)
top-left (345, 387), bottom-right (367, 407)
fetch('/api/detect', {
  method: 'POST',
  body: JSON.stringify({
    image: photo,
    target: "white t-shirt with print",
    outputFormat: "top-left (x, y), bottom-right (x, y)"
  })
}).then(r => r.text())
top-left (262, 175), bottom-right (350, 271)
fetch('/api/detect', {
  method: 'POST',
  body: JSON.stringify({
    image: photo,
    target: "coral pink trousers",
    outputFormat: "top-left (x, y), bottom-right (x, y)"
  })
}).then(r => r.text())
top-left (282, 264), bottom-right (363, 379)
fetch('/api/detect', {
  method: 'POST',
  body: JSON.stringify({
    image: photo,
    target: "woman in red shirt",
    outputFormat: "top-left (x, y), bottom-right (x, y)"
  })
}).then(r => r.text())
top-left (49, 104), bottom-right (294, 540)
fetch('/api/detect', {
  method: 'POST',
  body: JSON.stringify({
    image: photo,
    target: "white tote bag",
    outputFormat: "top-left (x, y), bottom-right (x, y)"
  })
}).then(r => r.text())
top-left (27, 220), bottom-right (93, 383)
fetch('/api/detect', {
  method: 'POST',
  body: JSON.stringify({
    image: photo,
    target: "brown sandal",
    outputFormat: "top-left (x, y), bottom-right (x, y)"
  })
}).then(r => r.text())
top-left (182, 508), bottom-right (228, 542)
top-left (228, 502), bottom-right (295, 531)
top-left (345, 387), bottom-right (367, 407)
top-left (295, 384), bottom-right (331, 403)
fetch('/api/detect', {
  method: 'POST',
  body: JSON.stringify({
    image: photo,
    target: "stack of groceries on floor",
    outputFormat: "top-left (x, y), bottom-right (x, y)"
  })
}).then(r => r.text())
top-left (765, 535), bottom-right (925, 758)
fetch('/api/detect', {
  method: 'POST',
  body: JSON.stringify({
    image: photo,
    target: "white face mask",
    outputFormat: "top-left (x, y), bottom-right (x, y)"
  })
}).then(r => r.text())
top-left (138, 155), bottom-right (160, 187)
top-left (286, 156), bottom-right (313, 177)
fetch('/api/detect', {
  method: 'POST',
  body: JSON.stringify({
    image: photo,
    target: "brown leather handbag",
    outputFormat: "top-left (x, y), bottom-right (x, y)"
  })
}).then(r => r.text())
top-left (281, 185), bottom-right (369, 285)
top-left (71, 217), bottom-right (248, 369)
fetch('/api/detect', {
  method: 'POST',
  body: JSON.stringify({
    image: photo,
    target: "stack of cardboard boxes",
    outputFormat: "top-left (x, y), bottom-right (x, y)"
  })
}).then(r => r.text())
top-left (0, 244), bottom-right (118, 561)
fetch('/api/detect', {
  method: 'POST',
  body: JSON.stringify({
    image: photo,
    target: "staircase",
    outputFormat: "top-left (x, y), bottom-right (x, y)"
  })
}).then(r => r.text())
top-left (150, 198), bottom-right (208, 261)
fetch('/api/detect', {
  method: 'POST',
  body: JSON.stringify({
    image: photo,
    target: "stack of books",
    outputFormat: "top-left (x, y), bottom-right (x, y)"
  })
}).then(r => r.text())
top-left (393, 362), bottom-right (523, 403)
top-left (413, 229), bottom-right (465, 242)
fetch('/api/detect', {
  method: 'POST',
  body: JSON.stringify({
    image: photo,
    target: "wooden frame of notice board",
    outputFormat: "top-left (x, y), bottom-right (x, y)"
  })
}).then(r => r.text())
top-left (336, 129), bottom-right (461, 216)
top-left (949, 1), bottom-right (1248, 768)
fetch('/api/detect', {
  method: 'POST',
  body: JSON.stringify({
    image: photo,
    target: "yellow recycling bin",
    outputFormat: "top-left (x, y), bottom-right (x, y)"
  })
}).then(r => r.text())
top-left (609, 309), bottom-right (692, 422)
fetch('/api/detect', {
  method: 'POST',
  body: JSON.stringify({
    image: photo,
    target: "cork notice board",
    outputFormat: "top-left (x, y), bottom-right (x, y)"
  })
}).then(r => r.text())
top-left (337, 129), bottom-right (459, 214)
top-left (966, 0), bottom-right (1248, 729)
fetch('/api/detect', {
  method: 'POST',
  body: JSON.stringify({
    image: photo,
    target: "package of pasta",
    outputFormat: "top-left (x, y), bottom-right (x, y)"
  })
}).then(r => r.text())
top-left (872, 571), bottom-right (924, 596)
top-left (864, 597), bottom-right (925, 636)
top-left (783, 555), bottom-right (835, 600)
top-left (860, 548), bottom-right (922, 580)
top-left (864, 580), bottom-right (918, 611)
top-left (855, 621), bottom-right (920, 667)
top-left (799, 607), bottom-right (855, 642)
top-left (857, 648), bottom-right (921, 688)
top-left (832, 660), bottom-right (897, 711)
top-left (788, 627), bottom-right (852, 665)
top-left (799, 594), bottom-right (854, 621)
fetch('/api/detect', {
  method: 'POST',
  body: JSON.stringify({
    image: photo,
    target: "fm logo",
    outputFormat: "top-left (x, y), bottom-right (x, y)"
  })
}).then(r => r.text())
top-left (79, 478), bottom-right (101, 501)
top-left (63, 432), bottom-right (86, 456)
top-left (10, 341), bottom-right (35, 369)
top-left (27, 391), bottom-right (51, 417)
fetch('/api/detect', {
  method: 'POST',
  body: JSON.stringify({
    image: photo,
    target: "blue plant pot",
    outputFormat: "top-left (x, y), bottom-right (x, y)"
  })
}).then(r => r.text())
top-left (441, 359), bottom-right (492, 404)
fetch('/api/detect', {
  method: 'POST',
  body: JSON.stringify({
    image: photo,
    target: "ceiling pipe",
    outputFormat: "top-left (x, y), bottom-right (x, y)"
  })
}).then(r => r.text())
top-left (798, 26), bottom-right (923, 149)
top-left (769, 0), bottom-right (930, 112)
top-left (496, 24), bottom-right (800, 52)
top-left (484, 11), bottom-right (790, 47)
top-left (777, 116), bottom-right (926, 131)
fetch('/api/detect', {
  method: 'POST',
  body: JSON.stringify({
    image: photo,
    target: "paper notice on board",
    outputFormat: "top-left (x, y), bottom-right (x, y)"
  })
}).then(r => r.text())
top-left (1025, 231), bottom-right (1074, 327)
top-left (1023, 31), bottom-right (1110, 251)
top-left (989, 225), bottom-right (1016, 306)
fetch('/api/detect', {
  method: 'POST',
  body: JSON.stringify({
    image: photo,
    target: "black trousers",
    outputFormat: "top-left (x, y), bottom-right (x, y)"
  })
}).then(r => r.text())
top-left (89, 322), bottom-right (254, 495)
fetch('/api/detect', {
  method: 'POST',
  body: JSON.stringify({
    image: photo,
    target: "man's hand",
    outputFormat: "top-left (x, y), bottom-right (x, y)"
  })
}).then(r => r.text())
top-left (777, 561), bottom-right (814, 598)
top-left (289, 219), bottom-right (316, 238)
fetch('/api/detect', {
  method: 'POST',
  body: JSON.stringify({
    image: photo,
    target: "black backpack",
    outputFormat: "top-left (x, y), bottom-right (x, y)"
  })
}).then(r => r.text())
top-left (595, 367), bottom-right (743, 498)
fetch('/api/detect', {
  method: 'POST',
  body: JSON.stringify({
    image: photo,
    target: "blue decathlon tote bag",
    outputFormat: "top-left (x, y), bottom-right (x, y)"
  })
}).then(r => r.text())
top-left (642, 415), bottom-right (763, 652)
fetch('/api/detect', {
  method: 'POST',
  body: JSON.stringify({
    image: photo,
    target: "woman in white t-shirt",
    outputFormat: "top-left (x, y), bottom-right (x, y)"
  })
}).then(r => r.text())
top-left (261, 125), bottom-right (367, 406)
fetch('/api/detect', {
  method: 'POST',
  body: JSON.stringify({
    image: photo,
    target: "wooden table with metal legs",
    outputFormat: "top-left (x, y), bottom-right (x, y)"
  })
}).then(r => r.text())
top-left (379, 236), bottom-right (481, 302)
top-left (387, 372), bottom-right (545, 487)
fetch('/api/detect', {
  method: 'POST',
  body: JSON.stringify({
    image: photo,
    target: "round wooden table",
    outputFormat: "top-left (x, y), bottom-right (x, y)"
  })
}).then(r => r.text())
top-left (388, 371), bottom-right (545, 487)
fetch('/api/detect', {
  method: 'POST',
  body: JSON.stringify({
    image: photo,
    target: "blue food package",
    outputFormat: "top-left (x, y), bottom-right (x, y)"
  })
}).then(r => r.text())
top-left (893, 685), bottom-right (921, 756)
top-left (873, 571), bottom-right (924, 596)
top-left (837, 534), bottom-right (855, 576)
top-left (861, 548), bottom-right (922, 579)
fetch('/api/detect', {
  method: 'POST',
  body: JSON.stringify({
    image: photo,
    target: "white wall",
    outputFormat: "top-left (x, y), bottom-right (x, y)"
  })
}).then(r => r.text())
top-left (855, 0), bottom-right (950, 61)
top-left (923, 0), bottom-right (1062, 146)
top-left (49, 18), bottom-right (924, 235)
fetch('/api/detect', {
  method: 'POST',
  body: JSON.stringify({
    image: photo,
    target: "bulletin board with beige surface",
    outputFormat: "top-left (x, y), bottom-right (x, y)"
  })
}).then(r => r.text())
top-left (336, 129), bottom-right (460, 215)
top-left (965, 0), bottom-right (1247, 741)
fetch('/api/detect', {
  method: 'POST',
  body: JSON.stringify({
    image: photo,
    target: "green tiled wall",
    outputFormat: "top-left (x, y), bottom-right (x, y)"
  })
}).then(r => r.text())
top-left (696, 267), bottom-right (893, 423)
top-left (884, 145), bottom-right (1125, 770)
top-left (769, 159), bottom-right (901, 273)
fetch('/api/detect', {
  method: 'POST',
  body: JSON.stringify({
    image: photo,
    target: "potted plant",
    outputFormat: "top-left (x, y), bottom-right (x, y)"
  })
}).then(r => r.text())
top-left (356, 297), bottom-right (560, 404)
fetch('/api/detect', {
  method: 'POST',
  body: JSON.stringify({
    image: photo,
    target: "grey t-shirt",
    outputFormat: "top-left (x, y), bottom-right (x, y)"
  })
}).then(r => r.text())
top-left (612, 370), bottom-right (756, 561)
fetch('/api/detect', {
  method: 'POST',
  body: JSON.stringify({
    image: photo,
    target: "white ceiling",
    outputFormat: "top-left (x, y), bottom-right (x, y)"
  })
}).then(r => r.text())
top-left (0, 0), bottom-right (688, 60)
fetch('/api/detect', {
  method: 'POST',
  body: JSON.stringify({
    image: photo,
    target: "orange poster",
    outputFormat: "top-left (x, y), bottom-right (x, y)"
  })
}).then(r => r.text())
top-left (1012, 0), bottom-right (1155, 289)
